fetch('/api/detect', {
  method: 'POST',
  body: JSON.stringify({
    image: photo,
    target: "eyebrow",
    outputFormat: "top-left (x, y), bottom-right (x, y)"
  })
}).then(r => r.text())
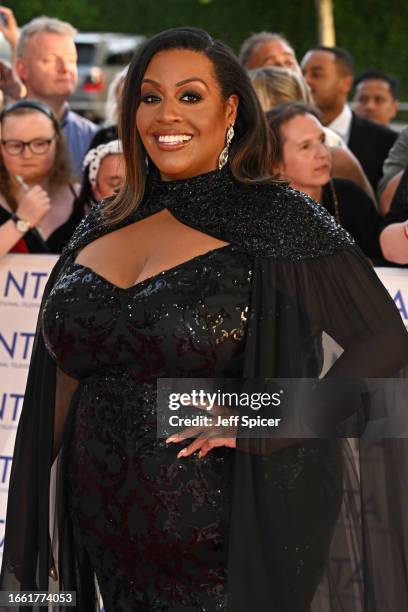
top-left (297, 133), bottom-right (325, 144)
top-left (264, 53), bottom-right (295, 62)
top-left (141, 77), bottom-right (209, 89)
top-left (44, 52), bottom-right (77, 58)
top-left (2, 134), bottom-right (55, 141)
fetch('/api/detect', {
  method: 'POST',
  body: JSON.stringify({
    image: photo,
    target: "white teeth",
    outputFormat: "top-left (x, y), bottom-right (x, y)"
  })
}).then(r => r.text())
top-left (157, 134), bottom-right (192, 144)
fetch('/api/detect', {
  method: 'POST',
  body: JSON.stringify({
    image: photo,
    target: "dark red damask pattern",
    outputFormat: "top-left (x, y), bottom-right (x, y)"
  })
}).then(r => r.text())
top-left (43, 246), bottom-right (251, 611)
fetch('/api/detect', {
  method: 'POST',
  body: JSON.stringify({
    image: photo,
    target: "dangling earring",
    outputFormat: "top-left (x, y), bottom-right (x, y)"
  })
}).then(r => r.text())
top-left (145, 155), bottom-right (150, 174)
top-left (218, 124), bottom-right (235, 170)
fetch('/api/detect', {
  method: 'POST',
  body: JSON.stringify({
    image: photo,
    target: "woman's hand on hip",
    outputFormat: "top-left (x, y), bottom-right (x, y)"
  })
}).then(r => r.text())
top-left (166, 403), bottom-right (237, 458)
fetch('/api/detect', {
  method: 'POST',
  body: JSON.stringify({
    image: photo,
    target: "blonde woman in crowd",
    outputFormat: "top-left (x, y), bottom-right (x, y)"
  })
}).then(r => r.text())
top-left (104, 66), bottom-right (129, 127)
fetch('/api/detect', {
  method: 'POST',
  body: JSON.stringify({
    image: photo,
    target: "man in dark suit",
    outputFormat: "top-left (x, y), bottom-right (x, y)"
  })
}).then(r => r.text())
top-left (348, 112), bottom-right (397, 191)
top-left (301, 46), bottom-right (397, 191)
top-left (353, 69), bottom-right (399, 127)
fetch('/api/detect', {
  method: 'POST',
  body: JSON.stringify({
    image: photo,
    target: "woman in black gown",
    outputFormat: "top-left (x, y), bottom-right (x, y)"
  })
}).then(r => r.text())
top-left (1, 28), bottom-right (408, 612)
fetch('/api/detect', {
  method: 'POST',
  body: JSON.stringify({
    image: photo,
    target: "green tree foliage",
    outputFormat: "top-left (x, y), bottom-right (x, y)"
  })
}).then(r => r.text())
top-left (8, 0), bottom-right (408, 97)
top-left (334, 0), bottom-right (408, 92)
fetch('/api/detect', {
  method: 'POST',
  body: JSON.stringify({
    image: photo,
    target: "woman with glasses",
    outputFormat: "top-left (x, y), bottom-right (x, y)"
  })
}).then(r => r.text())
top-left (0, 99), bottom-right (82, 256)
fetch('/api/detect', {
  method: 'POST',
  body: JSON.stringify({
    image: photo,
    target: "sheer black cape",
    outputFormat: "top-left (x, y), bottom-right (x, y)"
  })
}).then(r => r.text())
top-left (1, 167), bottom-right (408, 611)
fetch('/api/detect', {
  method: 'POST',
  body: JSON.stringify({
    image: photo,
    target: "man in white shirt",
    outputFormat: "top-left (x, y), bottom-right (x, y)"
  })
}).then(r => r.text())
top-left (301, 46), bottom-right (397, 190)
top-left (237, 33), bottom-right (375, 196)
top-left (301, 46), bottom-right (354, 141)
top-left (326, 103), bottom-right (353, 144)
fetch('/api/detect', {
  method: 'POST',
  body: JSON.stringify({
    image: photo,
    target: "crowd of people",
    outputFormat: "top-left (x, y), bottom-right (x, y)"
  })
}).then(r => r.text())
top-left (0, 10), bottom-right (407, 264)
top-left (0, 9), bottom-right (408, 612)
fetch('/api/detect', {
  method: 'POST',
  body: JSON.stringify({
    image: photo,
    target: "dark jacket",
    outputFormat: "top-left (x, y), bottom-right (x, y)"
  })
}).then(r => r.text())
top-left (322, 178), bottom-right (383, 262)
top-left (348, 111), bottom-right (398, 191)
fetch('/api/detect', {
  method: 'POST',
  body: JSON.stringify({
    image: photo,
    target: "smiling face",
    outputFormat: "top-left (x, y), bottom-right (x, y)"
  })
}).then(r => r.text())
top-left (273, 113), bottom-right (331, 194)
top-left (136, 49), bottom-right (238, 181)
top-left (0, 111), bottom-right (57, 183)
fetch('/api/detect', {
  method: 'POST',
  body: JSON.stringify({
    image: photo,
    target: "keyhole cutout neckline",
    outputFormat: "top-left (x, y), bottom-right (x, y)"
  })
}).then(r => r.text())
top-left (73, 209), bottom-right (230, 292)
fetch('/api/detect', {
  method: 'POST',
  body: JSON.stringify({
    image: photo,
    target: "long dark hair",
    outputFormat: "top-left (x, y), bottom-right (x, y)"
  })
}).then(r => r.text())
top-left (104, 26), bottom-right (276, 223)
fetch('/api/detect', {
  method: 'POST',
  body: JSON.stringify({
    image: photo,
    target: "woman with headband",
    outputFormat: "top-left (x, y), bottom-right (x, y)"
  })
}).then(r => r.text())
top-left (0, 100), bottom-right (81, 257)
top-left (74, 139), bottom-right (125, 218)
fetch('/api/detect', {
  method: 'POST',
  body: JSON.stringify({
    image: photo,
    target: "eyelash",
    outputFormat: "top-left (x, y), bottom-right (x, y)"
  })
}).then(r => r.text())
top-left (180, 91), bottom-right (202, 103)
top-left (140, 94), bottom-right (160, 104)
top-left (140, 91), bottom-right (203, 104)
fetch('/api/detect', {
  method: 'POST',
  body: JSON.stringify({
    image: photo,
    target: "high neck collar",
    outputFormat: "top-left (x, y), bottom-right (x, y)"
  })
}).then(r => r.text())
top-left (64, 158), bottom-right (354, 261)
top-left (152, 165), bottom-right (233, 197)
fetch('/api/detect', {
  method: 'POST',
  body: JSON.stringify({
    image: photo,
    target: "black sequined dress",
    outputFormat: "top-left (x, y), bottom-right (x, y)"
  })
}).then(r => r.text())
top-left (1, 168), bottom-right (408, 612)
top-left (42, 245), bottom-right (252, 611)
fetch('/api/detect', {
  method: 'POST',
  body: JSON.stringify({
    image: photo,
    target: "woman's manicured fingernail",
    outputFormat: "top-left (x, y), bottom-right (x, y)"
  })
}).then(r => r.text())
top-left (177, 448), bottom-right (187, 458)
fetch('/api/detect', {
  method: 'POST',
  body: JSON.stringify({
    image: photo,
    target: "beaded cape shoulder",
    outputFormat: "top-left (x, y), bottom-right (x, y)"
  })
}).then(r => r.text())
top-left (64, 167), bottom-right (354, 260)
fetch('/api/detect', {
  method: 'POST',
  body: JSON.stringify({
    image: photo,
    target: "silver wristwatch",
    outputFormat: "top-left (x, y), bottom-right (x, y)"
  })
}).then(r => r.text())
top-left (11, 213), bottom-right (31, 234)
